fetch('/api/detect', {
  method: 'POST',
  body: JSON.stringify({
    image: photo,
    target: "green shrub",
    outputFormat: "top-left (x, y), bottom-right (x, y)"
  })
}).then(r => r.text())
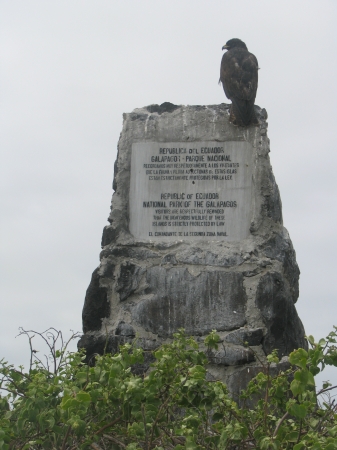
top-left (1, 327), bottom-right (337, 449)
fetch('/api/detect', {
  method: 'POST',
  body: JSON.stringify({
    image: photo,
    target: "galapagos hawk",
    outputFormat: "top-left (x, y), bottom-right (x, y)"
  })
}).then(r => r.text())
top-left (220, 38), bottom-right (259, 126)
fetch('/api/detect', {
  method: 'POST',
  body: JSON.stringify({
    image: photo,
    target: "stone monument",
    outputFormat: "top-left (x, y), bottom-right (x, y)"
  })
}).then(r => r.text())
top-left (78, 102), bottom-right (307, 399)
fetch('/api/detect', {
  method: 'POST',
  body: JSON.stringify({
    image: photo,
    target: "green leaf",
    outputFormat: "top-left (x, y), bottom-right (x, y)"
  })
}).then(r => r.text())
top-left (76, 371), bottom-right (88, 384)
top-left (294, 369), bottom-right (309, 384)
top-left (89, 389), bottom-right (101, 403)
top-left (60, 396), bottom-right (77, 411)
top-left (325, 445), bottom-right (337, 450)
top-left (126, 444), bottom-right (141, 450)
top-left (267, 350), bottom-right (279, 364)
top-left (293, 444), bottom-right (305, 450)
top-left (288, 403), bottom-right (308, 419)
top-left (290, 368), bottom-right (315, 397)
top-left (307, 371), bottom-right (315, 386)
top-left (76, 391), bottom-right (91, 404)
top-left (289, 348), bottom-right (308, 370)
top-left (259, 436), bottom-right (280, 450)
top-left (284, 431), bottom-right (299, 442)
top-left (183, 415), bottom-right (201, 428)
top-left (188, 365), bottom-right (206, 380)
top-left (204, 330), bottom-right (220, 350)
top-left (290, 379), bottom-right (305, 396)
top-left (185, 435), bottom-right (200, 449)
top-left (212, 412), bottom-right (223, 422)
top-left (68, 414), bottom-right (86, 436)
top-left (128, 422), bottom-right (145, 438)
top-left (310, 366), bottom-right (320, 376)
top-left (307, 335), bottom-right (315, 345)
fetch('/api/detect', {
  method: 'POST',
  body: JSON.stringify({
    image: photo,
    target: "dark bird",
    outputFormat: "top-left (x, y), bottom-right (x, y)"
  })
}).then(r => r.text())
top-left (220, 38), bottom-right (259, 126)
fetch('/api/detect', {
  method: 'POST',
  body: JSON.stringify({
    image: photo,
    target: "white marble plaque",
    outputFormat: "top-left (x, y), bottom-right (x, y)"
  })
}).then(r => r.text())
top-left (129, 141), bottom-right (253, 241)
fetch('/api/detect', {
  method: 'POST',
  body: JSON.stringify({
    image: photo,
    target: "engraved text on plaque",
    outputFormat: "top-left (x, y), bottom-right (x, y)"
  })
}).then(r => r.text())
top-left (129, 141), bottom-right (253, 241)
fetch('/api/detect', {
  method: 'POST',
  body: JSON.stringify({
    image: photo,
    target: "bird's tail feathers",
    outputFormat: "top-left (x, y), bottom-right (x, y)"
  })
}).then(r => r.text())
top-left (230, 98), bottom-right (258, 126)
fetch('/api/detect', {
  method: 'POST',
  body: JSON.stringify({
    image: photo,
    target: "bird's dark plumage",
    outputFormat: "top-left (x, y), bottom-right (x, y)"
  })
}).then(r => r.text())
top-left (220, 38), bottom-right (259, 126)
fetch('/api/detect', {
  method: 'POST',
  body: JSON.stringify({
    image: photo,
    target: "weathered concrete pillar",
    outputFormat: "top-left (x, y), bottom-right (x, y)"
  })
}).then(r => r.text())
top-left (78, 102), bottom-right (306, 400)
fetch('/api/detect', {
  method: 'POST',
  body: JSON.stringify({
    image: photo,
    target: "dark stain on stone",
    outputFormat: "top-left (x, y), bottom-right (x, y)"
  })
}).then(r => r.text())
top-left (101, 225), bottom-right (119, 247)
top-left (115, 321), bottom-right (135, 337)
top-left (116, 262), bottom-right (145, 301)
top-left (105, 246), bottom-right (159, 260)
top-left (82, 268), bottom-right (110, 333)
top-left (255, 105), bottom-right (268, 121)
top-left (263, 171), bottom-right (283, 223)
top-left (260, 233), bottom-right (300, 303)
top-left (78, 333), bottom-right (129, 365)
top-left (161, 253), bottom-right (178, 265)
top-left (112, 158), bottom-right (118, 192)
top-left (256, 272), bottom-right (307, 357)
top-left (242, 267), bottom-right (261, 277)
top-left (77, 333), bottom-right (156, 373)
top-left (129, 112), bottom-right (148, 121)
top-left (262, 233), bottom-right (289, 261)
top-left (101, 262), bottom-right (115, 278)
top-left (146, 102), bottom-right (180, 115)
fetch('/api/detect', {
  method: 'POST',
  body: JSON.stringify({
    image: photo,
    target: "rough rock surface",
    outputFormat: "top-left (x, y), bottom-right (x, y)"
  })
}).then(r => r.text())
top-left (133, 269), bottom-right (247, 337)
top-left (78, 102), bottom-right (307, 395)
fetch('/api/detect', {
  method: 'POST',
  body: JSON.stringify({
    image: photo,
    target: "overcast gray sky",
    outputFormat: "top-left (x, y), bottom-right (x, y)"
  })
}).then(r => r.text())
top-left (1, 1), bottom-right (337, 385)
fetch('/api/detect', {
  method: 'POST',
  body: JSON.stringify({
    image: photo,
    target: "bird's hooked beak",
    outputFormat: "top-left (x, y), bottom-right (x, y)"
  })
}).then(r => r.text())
top-left (222, 44), bottom-right (229, 50)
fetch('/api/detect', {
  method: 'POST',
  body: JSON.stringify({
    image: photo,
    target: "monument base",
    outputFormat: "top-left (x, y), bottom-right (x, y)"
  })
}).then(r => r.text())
top-left (78, 102), bottom-right (307, 399)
